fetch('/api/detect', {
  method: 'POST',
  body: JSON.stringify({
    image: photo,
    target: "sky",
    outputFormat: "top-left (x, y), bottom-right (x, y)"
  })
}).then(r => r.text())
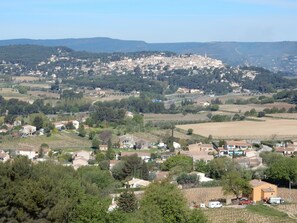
top-left (1, 0), bottom-right (297, 42)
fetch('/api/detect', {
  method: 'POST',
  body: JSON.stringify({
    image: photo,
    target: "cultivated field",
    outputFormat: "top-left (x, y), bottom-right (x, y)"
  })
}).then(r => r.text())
top-left (0, 88), bottom-right (29, 100)
top-left (183, 187), bottom-right (234, 205)
top-left (184, 187), bottom-right (297, 222)
top-left (28, 90), bottom-right (60, 99)
top-left (276, 204), bottom-right (297, 218)
top-left (219, 102), bottom-right (294, 113)
top-left (279, 188), bottom-right (297, 203)
top-left (144, 113), bottom-right (209, 123)
top-left (13, 76), bottom-right (42, 82)
top-left (177, 119), bottom-right (297, 140)
top-left (0, 132), bottom-right (91, 151)
top-left (20, 83), bottom-right (51, 89)
top-left (266, 113), bottom-right (297, 120)
top-left (203, 207), bottom-right (295, 223)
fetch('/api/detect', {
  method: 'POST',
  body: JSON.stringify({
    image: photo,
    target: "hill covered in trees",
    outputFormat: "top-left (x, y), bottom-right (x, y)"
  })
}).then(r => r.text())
top-left (1, 45), bottom-right (297, 95)
top-left (1, 38), bottom-right (297, 74)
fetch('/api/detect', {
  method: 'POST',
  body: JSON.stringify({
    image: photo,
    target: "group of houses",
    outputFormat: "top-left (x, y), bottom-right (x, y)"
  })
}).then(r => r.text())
top-left (0, 119), bottom-right (81, 138)
top-left (274, 141), bottom-right (297, 156)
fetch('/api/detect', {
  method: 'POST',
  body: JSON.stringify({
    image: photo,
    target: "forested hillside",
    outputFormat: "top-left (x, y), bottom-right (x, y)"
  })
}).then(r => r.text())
top-left (1, 38), bottom-right (297, 74)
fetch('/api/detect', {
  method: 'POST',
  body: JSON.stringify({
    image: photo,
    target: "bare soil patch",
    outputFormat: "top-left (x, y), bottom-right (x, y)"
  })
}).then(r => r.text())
top-left (177, 119), bottom-right (297, 140)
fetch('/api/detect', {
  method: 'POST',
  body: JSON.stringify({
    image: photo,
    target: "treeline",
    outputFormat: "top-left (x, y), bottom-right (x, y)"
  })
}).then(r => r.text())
top-left (93, 95), bottom-right (165, 113)
top-left (273, 89), bottom-right (297, 104)
top-left (65, 74), bottom-right (164, 96)
top-left (0, 45), bottom-right (70, 67)
top-left (0, 157), bottom-right (207, 223)
top-left (260, 152), bottom-right (297, 187)
top-left (0, 157), bottom-right (114, 222)
top-left (0, 96), bottom-right (92, 116)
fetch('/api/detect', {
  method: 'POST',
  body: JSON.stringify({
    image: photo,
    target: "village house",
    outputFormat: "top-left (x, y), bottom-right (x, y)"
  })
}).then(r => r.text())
top-left (275, 146), bottom-right (295, 156)
top-left (120, 151), bottom-right (151, 162)
top-left (225, 140), bottom-right (253, 151)
top-left (119, 134), bottom-right (150, 149)
top-left (224, 140), bottom-right (253, 156)
top-left (127, 178), bottom-right (151, 188)
top-left (72, 157), bottom-right (89, 170)
top-left (188, 142), bottom-right (214, 152)
top-left (119, 134), bottom-right (136, 149)
top-left (53, 122), bottom-right (65, 130)
top-left (249, 179), bottom-right (278, 202)
top-left (16, 148), bottom-right (39, 160)
top-left (217, 147), bottom-right (228, 156)
top-left (109, 160), bottom-right (121, 169)
top-left (13, 120), bottom-right (22, 127)
top-left (53, 120), bottom-right (80, 130)
top-left (180, 150), bottom-right (214, 163)
top-left (72, 120), bottom-right (80, 130)
top-left (21, 125), bottom-right (37, 136)
top-left (0, 150), bottom-right (10, 162)
top-left (100, 144), bottom-right (108, 152)
top-left (125, 111), bottom-right (134, 118)
top-left (154, 171), bottom-right (169, 182)
top-left (178, 142), bottom-right (215, 162)
top-left (190, 172), bottom-right (214, 183)
top-left (0, 129), bottom-right (8, 134)
top-left (235, 156), bottom-right (262, 169)
top-left (72, 150), bottom-right (92, 170)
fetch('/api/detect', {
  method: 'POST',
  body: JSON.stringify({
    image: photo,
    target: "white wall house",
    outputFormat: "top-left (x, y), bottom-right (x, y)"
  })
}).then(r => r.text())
top-left (16, 149), bottom-right (38, 160)
top-left (21, 125), bottom-right (37, 136)
top-left (72, 120), bottom-right (80, 130)
top-left (127, 178), bottom-right (151, 188)
top-left (0, 150), bottom-right (10, 162)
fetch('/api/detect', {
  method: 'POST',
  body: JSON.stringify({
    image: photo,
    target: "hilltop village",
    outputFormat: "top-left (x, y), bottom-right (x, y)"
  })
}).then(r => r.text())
top-left (1, 46), bottom-right (297, 222)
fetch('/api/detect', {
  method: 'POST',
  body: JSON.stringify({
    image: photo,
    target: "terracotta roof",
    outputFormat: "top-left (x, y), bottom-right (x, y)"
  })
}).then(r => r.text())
top-left (262, 188), bottom-right (275, 192)
top-left (250, 179), bottom-right (275, 188)
top-left (121, 152), bottom-right (151, 157)
top-left (225, 140), bottom-right (252, 147)
top-left (0, 153), bottom-right (8, 158)
top-left (17, 148), bottom-right (37, 152)
top-left (110, 160), bottom-right (120, 165)
top-left (275, 147), bottom-right (295, 152)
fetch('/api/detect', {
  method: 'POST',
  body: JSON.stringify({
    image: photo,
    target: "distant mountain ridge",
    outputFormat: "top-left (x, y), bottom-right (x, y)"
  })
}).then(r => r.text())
top-left (0, 37), bottom-right (297, 74)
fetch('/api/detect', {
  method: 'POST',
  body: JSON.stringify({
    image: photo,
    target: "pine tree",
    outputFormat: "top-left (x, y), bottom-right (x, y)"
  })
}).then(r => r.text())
top-left (117, 190), bottom-right (138, 213)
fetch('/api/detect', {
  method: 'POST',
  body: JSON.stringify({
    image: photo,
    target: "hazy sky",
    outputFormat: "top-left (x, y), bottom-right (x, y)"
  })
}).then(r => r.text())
top-left (1, 0), bottom-right (297, 42)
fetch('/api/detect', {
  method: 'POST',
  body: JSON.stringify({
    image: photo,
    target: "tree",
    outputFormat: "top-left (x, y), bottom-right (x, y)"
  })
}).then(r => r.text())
top-left (267, 157), bottom-right (297, 186)
top-left (260, 152), bottom-right (283, 166)
top-left (258, 111), bottom-right (265, 118)
top-left (78, 125), bottom-right (86, 137)
top-left (207, 157), bottom-right (235, 179)
top-left (111, 161), bottom-right (127, 181)
top-left (161, 155), bottom-right (193, 173)
top-left (65, 121), bottom-right (75, 130)
top-left (176, 173), bottom-right (199, 186)
top-left (117, 190), bottom-right (138, 213)
top-left (187, 128), bottom-right (193, 135)
top-left (122, 155), bottom-right (149, 180)
top-left (99, 130), bottom-right (112, 144)
top-left (141, 181), bottom-right (189, 223)
top-left (0, 158), bottom-right (110, 223)
top-left (106, 147), bottom-right (115, 160)
top-left (38, 143), bottom-right (49, 158)
top-left (188, 209), bottom-right (208, 223)
top-left (92, 138), bottom-right (100, 150)
top-left (95, 152), bottom-right (106, 163)
top-left (222, 170), bottom-right (251, 199)
top-left (89, 130), bottom-right (96, 140)
top-left (194, 160), bottom-right (209, 173)
top-left (32, 115), bottom-right (43, 130)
